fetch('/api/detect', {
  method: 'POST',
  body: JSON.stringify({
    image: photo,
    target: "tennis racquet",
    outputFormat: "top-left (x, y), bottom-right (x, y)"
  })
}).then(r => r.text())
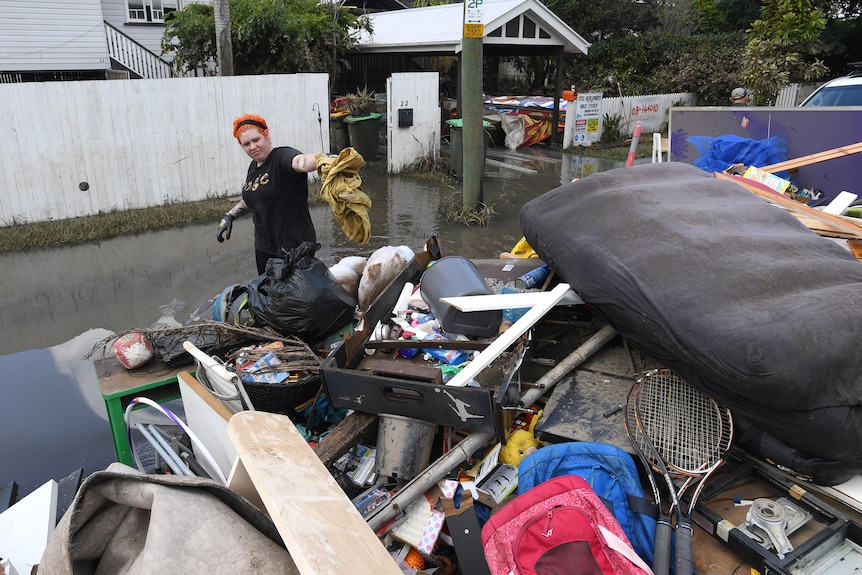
top-left (634, 369), bottom-right (733, 575)
top-left (624, 381), bottom-right (680, 575)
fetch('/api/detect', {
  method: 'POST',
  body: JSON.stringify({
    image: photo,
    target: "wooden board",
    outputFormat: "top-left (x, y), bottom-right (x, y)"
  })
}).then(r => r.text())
top-left (760, 141), bottom-right (862, 173)
top-left (313, 411), bottom-right (378, 467)
top-left (227, 411), bottom-right (401, 575)
top-left (534, 343), bottom-right (660, 452)
top-left (713, 171), bottom-right (862, 240)
top-left (441, 289), bottom-right (583, 312)
top-left (177, 371), bottom-right (236, 483)
top-left (445, 283), bottom-right (573, 388)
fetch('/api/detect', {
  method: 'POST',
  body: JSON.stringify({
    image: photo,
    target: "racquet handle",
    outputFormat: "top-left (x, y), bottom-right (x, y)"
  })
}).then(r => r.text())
top-left (652, 520), bottom-right (673, 575)
top-left (675, 522), bottom-right (694, 575)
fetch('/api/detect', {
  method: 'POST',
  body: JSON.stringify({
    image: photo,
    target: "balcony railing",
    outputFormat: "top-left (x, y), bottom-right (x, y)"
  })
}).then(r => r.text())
top-left (104, 21), bottom-right (173, 80)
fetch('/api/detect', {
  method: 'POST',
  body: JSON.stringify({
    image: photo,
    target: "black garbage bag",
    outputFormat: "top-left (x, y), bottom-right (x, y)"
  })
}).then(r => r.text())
top-left (246, 242), bottom-right (356, 343)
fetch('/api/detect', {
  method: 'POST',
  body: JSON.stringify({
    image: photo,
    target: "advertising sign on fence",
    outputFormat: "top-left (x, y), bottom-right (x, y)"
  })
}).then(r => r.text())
top-left (628, 96), bottom-right (661, 133)
top-left (571, 92), bottom-right (603, 147)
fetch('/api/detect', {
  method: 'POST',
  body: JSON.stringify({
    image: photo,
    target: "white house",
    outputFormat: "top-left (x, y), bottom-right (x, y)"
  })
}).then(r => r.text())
top-left (0, 0), bottom-right (211, 82)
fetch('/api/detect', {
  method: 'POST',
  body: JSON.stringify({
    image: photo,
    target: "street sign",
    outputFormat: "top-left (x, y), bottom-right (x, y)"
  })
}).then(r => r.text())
top-left (464, 23), bottom-right (484, 38)
top-left (464, 0), bottom-right (484, 38)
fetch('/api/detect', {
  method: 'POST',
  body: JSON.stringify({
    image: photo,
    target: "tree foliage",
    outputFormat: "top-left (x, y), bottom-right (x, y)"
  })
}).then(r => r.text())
top-left (740, 0), bottom-right (828, 104)
top-left (541, 0), bottom-right (659, 41)
top-left (565, 32), bottom-right (745, 104)
top-left (162, 0), bottom-right (369, 80)
top-left (161, 3), bottom-right (216, 74)
top-left (692, 0), bottom-right (762, 32)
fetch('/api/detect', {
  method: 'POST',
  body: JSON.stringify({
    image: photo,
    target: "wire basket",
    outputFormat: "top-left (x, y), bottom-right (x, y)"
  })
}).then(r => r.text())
top-left (242, 373), bottom-right (321, 415)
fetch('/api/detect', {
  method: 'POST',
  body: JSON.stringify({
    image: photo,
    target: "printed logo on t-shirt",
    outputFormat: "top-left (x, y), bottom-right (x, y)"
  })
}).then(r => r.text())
top-left (244, 172), bottom-right (270, 193)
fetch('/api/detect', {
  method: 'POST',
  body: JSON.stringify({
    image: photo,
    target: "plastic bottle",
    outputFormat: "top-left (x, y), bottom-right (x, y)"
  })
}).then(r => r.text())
top-left (515, 264), bottom-right (551, 290)
top-left (422, 345), bottom-right (469, 366)
top-left (391, 281), bottom-right (414, 317)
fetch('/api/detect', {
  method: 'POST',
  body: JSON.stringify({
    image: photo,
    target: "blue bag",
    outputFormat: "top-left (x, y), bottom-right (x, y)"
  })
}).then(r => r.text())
top-left (517, 441), bottom-right (657, 566)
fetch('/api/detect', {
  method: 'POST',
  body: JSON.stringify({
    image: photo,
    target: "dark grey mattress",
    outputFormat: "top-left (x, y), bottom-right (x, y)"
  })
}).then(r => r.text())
top-left (521, 162), bottom-right (862, 463)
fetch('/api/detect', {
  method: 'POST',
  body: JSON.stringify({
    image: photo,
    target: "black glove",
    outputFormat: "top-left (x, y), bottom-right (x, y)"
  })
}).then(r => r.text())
top-left (217, 212), bottom-right (235, 243)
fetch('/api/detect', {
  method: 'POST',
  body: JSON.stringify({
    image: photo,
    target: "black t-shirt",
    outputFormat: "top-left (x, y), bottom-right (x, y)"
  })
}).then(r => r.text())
top-left (241, 146), bottom-right (316, 256)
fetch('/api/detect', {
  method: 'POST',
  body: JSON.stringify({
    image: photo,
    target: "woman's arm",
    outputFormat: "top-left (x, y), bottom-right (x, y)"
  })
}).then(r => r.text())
top-left (227, 199), bottom-right (248, 218)
top-left (291, 153), bottom-right (320, 173)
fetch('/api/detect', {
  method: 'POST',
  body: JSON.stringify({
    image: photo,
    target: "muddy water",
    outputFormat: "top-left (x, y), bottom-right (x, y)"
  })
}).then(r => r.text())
top-left (0, 148), bottom-right (625, 498)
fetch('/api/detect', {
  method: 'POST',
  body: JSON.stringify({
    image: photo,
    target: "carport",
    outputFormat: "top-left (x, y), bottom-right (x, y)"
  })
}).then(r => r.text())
top-left (347, 0), bottom-right (590, 146)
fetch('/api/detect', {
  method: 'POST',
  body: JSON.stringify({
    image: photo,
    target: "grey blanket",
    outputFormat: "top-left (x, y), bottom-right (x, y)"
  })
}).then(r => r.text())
top-left (521, 162), bottom-right (862, 463)
top-left (38, 463), bottom-right (299, 575)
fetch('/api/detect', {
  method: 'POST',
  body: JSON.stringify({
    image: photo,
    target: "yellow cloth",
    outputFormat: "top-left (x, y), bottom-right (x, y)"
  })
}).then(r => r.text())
top-left (315, 148), bottom-right (372, 244)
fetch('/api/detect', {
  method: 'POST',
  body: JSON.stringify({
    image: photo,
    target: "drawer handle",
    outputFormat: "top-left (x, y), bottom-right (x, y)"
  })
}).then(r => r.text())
top-left (381, 386), bottom-right (423, 403)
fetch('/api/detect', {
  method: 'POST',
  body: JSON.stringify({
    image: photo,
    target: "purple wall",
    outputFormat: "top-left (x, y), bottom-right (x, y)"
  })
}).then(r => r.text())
top-left (669, 107), bottom-right (861, 202)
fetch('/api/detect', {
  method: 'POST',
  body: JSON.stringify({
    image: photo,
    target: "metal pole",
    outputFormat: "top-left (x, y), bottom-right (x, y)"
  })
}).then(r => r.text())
top-left (519, 324), bottom-right (617, 408)
top-left (214, 0), bottom-right (234, 76)
top-left (461, 9), bottom-right (484, 209)
top-left (549, 47), bottom-right (564, 147)
top-left (367, 429), bottom-right (492, 531)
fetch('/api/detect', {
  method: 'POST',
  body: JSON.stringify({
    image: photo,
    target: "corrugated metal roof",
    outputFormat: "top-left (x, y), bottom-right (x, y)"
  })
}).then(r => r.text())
top-left (356, 0), bottom-right (590, 55)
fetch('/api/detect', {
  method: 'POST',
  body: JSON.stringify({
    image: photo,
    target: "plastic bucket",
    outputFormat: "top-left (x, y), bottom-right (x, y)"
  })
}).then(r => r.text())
top-left (420, 256), bottom-right (502, 337)
top-left (375, 414), bottom-right (437, 480)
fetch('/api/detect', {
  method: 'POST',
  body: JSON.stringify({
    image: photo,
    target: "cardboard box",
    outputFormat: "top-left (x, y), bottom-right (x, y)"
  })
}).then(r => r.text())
top-left (240, 352), bottom-right (290, 384)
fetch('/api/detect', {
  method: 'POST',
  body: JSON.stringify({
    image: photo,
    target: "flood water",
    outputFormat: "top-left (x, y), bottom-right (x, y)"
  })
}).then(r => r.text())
top-left (0, 147), bottom-right (627, 499)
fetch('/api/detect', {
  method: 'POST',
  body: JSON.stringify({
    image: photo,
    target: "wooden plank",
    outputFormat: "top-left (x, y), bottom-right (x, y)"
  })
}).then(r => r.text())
top-left (817, 475), bottom-right (862, 516)
top-left (445, 283), bottom-right (573, 388)
top-left (713, 172), bottom-right (862, 239)
top-left (441, 289), bottom-right (583, 312)
top-left (759, 141), bottom-right (862, 173)
top-left (227, 411), bottom-right (401, 575)
top-left (313, 411), bottom-right (378, 467)
top-left (790, 213), bottom-right (861, 239)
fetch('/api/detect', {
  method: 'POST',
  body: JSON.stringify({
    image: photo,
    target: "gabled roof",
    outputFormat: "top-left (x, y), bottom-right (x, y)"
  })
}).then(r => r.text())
top-left (356, 0), bottom-right (590, 55)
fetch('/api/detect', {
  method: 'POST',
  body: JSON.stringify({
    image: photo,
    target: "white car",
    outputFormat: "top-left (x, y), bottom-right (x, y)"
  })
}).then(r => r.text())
top-left (800, 62), bottom-right (862, 106)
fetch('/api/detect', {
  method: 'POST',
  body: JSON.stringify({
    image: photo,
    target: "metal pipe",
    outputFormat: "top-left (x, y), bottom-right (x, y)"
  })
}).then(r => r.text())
top-left (148, 424), bottom-right (194, 476)
top-left (519, 324), bottom-right (618, 408)
top-left (367, 429), bottom-right (492, 531)
top-left (135, 423), bottom-right (187, 476)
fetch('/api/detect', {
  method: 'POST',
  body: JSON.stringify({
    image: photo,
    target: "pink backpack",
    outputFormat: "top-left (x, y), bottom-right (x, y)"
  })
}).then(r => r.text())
top-left (481, 474), bottom-right (653, 575)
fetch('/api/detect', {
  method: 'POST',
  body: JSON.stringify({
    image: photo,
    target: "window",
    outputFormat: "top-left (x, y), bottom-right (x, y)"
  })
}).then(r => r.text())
top-left (127, 0), bottom-right (181, 23)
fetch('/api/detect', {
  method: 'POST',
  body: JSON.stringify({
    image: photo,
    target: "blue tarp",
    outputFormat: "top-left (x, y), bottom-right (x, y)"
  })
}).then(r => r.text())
top-left (688, 134), bottom-right (790, 179)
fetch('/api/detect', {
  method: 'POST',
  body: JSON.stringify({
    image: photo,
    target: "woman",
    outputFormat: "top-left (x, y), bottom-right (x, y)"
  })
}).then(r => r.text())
top-left (217, 113), bottom-right (321, 275)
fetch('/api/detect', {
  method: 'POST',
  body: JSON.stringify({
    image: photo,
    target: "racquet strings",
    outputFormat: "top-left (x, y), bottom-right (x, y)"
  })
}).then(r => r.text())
top-left (636, 369), bottom-right (728, 477)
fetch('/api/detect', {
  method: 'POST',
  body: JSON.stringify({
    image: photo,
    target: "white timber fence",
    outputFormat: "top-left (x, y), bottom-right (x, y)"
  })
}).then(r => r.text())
top-left (0, 74), bottom-right (330, 226)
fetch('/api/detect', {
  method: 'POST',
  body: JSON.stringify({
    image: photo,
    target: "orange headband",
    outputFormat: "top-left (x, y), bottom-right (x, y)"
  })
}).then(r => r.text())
top-left (233, 114), bottom-right (269, 142)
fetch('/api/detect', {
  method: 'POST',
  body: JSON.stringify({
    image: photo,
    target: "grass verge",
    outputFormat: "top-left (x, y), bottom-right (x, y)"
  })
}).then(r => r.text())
top-left (0, 197), bottom-right (233, 255)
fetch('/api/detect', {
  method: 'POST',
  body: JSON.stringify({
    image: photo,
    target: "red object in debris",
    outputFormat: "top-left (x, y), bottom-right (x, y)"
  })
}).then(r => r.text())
top-left (113, 331), bottom-right (155, 369)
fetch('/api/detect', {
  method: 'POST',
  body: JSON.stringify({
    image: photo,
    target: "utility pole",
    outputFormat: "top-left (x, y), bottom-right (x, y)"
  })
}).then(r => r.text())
top-left (461, 0), bottom-right (484, 209)
top-left (214, 0), bottom-right (234, 76)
